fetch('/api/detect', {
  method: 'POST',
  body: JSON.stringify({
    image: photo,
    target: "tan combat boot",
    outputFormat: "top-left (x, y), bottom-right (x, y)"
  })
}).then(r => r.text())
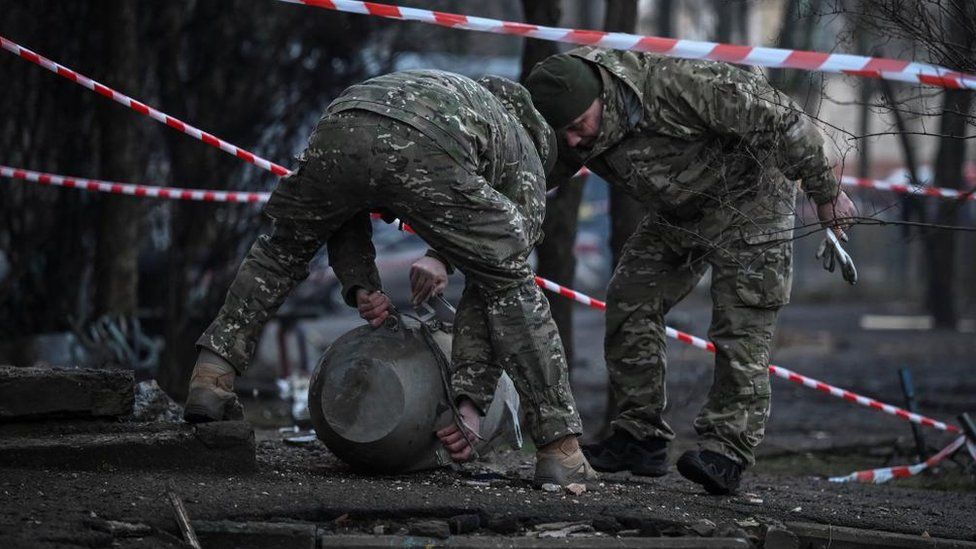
top-left (533, 436), bottom-right (598, 491)
top-left (183, 349), bottom-right (244, 423)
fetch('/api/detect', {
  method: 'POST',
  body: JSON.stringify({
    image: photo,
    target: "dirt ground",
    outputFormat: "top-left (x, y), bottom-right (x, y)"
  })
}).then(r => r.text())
top-left (1, 301), bottom-right (974, 547)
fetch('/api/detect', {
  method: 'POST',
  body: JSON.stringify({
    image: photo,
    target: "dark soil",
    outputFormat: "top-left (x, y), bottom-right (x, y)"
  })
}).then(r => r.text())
top-left (1, 302), bottom-right (974, 547)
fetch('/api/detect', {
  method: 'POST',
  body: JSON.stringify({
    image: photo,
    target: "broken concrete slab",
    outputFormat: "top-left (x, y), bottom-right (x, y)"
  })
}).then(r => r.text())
top-left (193, 521), bottom-right (316, 549)
top-left (318, 535), bottom-right (751, 548)
top-left (0, 365), bottom-right (133, 419)
top-left (787, 522), bottom-right (976, 549)
top-left (0, 420), bottom-right (255, 472)
top-left (409, 519), bottom-right (451, 539)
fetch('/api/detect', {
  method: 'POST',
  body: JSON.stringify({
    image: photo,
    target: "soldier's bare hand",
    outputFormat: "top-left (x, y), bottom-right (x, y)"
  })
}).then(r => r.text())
top-left (436, 399), bottom-right (481, 462)
top-left (355, 289), bottom-right (391, 327)
top-left (816, 190), bottom-right (856, 238)
top-left (410, 255), bottom-right (448, 306)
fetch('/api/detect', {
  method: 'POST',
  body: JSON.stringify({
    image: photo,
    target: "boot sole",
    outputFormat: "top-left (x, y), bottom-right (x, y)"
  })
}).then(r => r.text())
top-left (630, 463), bottom-right (669, 477)
top-left (586, 448), bottom-right (669, 477)
top-left (183, 388), bottom-right (229, 423)
top-left (676, 454), bottom-right (731, 495)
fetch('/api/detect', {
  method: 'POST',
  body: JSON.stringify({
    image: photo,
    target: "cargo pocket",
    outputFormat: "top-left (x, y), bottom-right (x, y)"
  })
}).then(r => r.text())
top-left (744, 372), bottom-right (772, 450)
top-left (734, 240), bottom-right (793, 309)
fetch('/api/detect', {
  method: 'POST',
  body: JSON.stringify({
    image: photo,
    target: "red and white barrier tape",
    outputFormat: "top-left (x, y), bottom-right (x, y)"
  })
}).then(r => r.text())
top-left (532, 275), bottom-right (961, 435)
top-left (0, 165), bottom-right (271, 204)
top-left (0, 165), bottom-right (421, 234)
top-left (567, 168), bottom-right (974, 205)
top-left (0, 36), bottom-right (291, 178)
top-left (534, 276), bottom-right (605, 310)
top-left (277, 0), bottom-right (976, 90)
top-left (6, 164), bottom-right (973, 214)
top-left (841, 175), bottom-right (976, 202)
top-left (829, 435), bottom-right (966, 484)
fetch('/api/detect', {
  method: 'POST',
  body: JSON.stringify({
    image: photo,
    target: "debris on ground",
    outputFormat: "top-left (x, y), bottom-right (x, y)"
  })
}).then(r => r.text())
top-left (130, 379), bottom-right (183, 422)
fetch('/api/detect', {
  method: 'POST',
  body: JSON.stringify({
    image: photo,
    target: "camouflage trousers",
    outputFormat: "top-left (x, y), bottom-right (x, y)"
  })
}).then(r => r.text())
top-left (605, 187), bottom-right (796, 466)
top-left (197, 110), bottom-right (581, 446)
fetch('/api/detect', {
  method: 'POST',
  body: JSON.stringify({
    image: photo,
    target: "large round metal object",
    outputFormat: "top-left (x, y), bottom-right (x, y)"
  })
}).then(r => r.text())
top-left (309, 315), bottom-right (452, 473)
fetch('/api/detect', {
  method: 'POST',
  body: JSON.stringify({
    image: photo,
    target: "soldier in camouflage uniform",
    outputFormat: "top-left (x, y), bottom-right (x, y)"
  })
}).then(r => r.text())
top-left (183, 70), bottom-right (596, 488)
top-left (525, 47), bottom-right (856, 494)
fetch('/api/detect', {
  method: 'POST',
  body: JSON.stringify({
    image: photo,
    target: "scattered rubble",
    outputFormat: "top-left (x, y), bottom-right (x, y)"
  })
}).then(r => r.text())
top-left (130, 379), bottom-right (183, 422)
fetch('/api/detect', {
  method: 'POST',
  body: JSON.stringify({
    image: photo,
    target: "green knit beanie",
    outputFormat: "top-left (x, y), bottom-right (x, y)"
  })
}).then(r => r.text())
top-left (525, 54), bottom-right (602, 130)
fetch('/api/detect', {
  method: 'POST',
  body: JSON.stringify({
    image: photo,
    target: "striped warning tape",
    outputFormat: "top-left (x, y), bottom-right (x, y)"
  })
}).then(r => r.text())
top-left (5, 163), bottom-right (973, 209)
top-left (0, 165), bottom-right (271, 203)
top-left (0, 36), bottom-right (291, 177)
top-left (276, 0), bottom-right (976, 90)
top-left (829, 435), bottom-right (966, 484)
top-left (841, 175), bottom-right (976, 202)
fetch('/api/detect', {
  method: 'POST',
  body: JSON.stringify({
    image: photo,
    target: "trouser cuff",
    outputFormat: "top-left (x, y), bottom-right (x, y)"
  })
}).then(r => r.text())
top-left (611, 417), bottom-right (675, 442)
top-left (195, 323), bottom-right (249, 376)
top-left (698, 438), bottom-right (752, 467)
top-left (526, 387), bottom-right (583, 447)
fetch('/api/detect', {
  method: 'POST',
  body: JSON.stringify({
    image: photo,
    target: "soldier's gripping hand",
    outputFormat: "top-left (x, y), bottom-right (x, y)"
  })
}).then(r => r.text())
top-left (355, 288), bottom-right (391, 327)
top-left (436, 398), bottom-right (481, 462)
top-left (816, 190), bottom-right (857, 237)
top-left (410, 255), bottom-right (449, 306)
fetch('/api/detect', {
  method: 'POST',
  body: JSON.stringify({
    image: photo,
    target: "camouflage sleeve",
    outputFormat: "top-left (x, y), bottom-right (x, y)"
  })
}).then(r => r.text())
top-left (326, 211), bottom-right (382, 307)
top-left (659, 63), bottom-right (840, 205)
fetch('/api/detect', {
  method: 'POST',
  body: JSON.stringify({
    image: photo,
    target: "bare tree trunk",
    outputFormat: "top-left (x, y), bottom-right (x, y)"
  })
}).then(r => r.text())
top-left (927, 0), bottom-right (973, 328)
top-left (714, 0), bottom-right (734, 42)
top-left (155, 4), bottom-right (232, 399)
top-left (520, 0), bottom-right (583, 372)
top-left (658, 0), bottom-right (673, 36)
top-left (93, 0), bottom-right (140, 318)
top-left (601, 0), bottom-right (642, 433)
top-left (772, 0), bottom-right (823, 98)
top-left (605, 0), bottom-right (643, 271)
top-left (855, 0), bottom-right (873, 179)
top-left (155, 4), bottom-right (195, 399)
top-left (519, 0), bottom-right (561, 75)
top-left (879, 80), bottom-right (929, 247)
top-left (928, 89), bottom-right (970, 328)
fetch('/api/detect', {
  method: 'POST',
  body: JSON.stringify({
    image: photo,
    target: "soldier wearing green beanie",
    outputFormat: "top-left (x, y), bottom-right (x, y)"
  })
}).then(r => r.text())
top-left (525, 47), bottom-right (857, 496)
top-left (524, 54), bottom-right (601, 131)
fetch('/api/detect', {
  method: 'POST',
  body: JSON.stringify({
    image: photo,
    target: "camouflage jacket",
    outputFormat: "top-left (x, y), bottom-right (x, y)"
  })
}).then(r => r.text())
top-left (329, 70), bottom-right (549, 192)
top-left (548, 47), bottom-right (840, 220)
top-left (325, 70), bottom-right (550, 296)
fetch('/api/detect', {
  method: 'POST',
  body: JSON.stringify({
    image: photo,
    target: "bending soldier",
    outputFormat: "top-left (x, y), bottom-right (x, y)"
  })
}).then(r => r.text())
top-left (184, 70), bottom-right (596, 489)
top-left (525, 47), bottom-right (856, 494)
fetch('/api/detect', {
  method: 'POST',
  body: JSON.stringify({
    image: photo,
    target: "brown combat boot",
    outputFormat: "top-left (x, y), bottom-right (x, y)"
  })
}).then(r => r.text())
top-left (183, 349), bottom-right (244, 423)
top-left (533, 436), bottom-right (598, 491)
